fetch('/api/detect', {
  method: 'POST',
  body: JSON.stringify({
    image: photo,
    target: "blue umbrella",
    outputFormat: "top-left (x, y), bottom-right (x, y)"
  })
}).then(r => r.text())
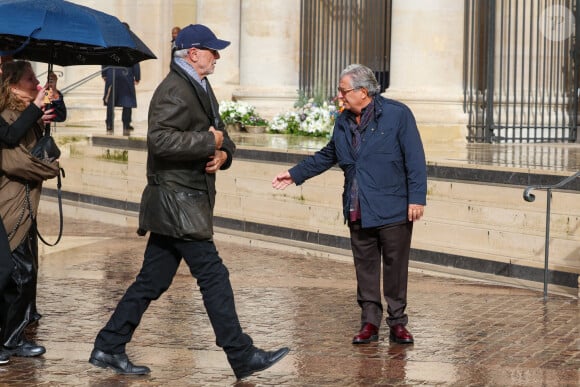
top-left (0, 0), bottom-right (156, 66)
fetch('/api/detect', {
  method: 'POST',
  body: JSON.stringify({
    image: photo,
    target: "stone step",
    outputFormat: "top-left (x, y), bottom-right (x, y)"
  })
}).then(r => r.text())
top-left (42, 134), bottom-right (580, 295)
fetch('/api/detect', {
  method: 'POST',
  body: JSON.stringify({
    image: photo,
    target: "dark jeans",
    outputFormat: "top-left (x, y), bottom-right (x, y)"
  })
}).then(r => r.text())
top-left (94, 233), bottom-right (254, 369)
top-left (0, 231), bottom-right (37, 347)
top-left (349, 221), bottom-right (413, 328)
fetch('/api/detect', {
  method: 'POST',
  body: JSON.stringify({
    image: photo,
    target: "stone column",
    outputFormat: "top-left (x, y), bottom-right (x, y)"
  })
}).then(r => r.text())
top-left (46, 0), bottom-right (180, 125)
top-left (196, 0), bottom-right (241, 102)
top-left (387, 0), bottom-right (467, 143)
top-left (233, 0), bottom-right (301, 118)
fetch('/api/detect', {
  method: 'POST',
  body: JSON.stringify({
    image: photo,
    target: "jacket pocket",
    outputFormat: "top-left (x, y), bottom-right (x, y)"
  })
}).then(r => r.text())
top-left (173, 189), bottom-right (213, 240)
top-left (139, 185), bottom-right (213, 240)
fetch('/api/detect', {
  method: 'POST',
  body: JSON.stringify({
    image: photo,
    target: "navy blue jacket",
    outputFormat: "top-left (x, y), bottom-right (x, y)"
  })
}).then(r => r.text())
top-left (102, 64), bottom-right (140, 108)
top-left (289, 96), bottom-right (427, 228)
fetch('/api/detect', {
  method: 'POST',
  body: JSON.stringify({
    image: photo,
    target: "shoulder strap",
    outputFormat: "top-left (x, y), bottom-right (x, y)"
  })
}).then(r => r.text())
top-left (33, 167), bottom-right (65, 246)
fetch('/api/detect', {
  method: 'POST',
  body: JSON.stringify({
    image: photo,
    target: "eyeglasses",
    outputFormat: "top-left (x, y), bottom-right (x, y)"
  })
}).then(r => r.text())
top-left (337, 87), bottom-right (357, 95)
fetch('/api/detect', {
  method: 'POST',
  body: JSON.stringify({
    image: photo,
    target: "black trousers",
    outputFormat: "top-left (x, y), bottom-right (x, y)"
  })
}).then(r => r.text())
top-left (0, 231), bottom-right (37, 347)
top-left (105, 102), bottom-right (132, 129)
top-left (349, 221), bottom-right (413, 328)
top-left (0, 219), bottom-right (15, 294)
top-left (94, 233), bottom-right (254, 370)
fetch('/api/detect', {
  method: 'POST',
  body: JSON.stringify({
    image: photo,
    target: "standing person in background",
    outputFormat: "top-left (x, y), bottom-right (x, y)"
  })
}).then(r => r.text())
top-left (102, 22), bottom-right (140, 135)
top-left (171, 26), bottom-right (181, 52)
top-left (272, 64), bottom-right (427, 346)
top-left (0, 60), bottom-right (61, 361)
top-left (89, 24), bottom-right (289, 380)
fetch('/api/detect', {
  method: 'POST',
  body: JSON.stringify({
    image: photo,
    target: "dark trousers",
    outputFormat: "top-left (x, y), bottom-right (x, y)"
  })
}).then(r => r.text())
top-left (94, 233), bottom-right (254, 369)
top-left (0, 219), bottom-right (14, 294)
top-left (349, 221), bottom-right (413, 328)
top-left (105, 103), bottom-right (132, 129)
top-left (0, 231), bottom-right (37, 347)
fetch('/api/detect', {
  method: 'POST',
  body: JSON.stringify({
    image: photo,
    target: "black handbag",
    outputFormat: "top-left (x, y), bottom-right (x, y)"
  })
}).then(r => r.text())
top-left (31, 124), bottom-right (60, 161)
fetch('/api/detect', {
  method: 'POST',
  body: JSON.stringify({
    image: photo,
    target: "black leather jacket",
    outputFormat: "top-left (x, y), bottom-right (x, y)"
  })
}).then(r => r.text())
top-left (138, 61), bottom-right (235, 240)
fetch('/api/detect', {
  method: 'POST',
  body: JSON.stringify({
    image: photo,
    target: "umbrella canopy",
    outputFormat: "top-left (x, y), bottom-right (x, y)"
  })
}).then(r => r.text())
top-left (0, 0), bottom-right (156, 66)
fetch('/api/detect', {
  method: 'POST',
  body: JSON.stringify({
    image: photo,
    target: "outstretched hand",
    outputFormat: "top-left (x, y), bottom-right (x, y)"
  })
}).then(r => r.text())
top-left (272, 171), bottom-right (294, 190)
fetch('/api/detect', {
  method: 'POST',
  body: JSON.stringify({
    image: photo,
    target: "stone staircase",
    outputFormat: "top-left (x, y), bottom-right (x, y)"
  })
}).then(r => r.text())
top-left (39, 132), bottom-right (580, 298)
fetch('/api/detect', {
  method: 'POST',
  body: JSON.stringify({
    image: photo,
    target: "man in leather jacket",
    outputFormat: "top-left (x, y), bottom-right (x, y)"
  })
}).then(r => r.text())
top-left (89, 24), bottom-right (289, 380)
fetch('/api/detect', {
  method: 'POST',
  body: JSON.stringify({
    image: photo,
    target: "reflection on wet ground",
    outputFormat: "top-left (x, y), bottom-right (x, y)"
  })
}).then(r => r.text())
top-left (0, 215), bottom-right (578, 386)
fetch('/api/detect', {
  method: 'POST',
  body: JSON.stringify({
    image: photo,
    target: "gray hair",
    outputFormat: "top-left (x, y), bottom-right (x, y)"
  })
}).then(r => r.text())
top-left (174, 48), bottom-right (189, 58)
top-left (340, 64), bottom-right (381, 96)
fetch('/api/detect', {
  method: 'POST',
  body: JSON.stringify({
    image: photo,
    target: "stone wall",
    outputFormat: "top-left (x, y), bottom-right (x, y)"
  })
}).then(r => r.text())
top-left (39, 135), bottom-right (580, 297)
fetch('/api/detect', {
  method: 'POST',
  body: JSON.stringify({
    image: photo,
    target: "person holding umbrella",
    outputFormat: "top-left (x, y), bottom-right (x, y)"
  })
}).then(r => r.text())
top-left (1, 57), bottom-right (66, 332)
top-left (0, 60), bottom-right (61, 361)
top-left (0, 59), bottom-right (53, 365)
top-left (89, 24), bottom-right (289, 380)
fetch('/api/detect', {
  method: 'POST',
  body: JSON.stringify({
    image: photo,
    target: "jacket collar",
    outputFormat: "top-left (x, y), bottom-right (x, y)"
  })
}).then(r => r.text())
top-left (170, 60), bottom-right (214, 120)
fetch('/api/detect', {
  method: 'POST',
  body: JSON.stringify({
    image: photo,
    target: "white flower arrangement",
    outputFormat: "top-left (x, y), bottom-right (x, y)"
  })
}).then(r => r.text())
top-left (220, 98), bottom-right (338, 137)
top-left (219, 100), bottom-right (268, 127)
top-left (269, 99), bottom-right (338, 137)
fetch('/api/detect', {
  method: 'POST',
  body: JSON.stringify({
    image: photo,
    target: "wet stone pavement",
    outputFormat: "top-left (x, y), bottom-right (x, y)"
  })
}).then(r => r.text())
top-left (0, 215), bottom-right (578, 387)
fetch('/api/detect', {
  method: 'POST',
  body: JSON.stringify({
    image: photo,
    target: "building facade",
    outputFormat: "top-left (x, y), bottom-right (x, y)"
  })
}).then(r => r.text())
top-left (49, 1), bottom-right (578, 144)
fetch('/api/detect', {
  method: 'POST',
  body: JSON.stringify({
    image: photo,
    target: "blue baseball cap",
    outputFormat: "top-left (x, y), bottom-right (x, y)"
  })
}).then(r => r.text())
top-left (175, 24), bottom-right (230, 50)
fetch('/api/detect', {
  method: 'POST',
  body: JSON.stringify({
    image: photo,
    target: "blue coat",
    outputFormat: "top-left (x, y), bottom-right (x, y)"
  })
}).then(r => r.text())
top-left (289, 96), bottom-right (427, 228)
top-left (102, 64), bottom-right (140, 108)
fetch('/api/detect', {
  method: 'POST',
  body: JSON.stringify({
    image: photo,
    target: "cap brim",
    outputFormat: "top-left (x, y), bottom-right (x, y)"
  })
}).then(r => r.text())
top-left (204, 38), bottom-right (231, 50)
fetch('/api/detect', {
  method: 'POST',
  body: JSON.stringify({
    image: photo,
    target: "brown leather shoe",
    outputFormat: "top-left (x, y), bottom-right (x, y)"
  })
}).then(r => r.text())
top-left (389, 324), bottom-right (414, 344)
top-left (352, 323), bottom-right (379, 344)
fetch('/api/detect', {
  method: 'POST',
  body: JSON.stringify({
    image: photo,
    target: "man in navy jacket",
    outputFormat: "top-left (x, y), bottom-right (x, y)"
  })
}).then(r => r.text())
top-left (273, 64), bottom-right (427, 345)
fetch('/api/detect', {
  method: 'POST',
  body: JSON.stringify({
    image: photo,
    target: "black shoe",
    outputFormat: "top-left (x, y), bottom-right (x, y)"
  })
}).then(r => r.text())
top-left (89, 348), bottom-right (150, 375)
top-left (123, 125), bottom-right (134, 130)
top-left (0, 350), bottom-right (9, 365)
top-left (4, 340), bottom-right (46, 357)
top-left (234, 347), bottom-right (290, 380)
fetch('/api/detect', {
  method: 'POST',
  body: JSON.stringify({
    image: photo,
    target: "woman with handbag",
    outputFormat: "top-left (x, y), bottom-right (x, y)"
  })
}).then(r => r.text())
top-left (0, 60), bottom-right (66, 333)
top-left (0, 60), bottom-right (61, 360)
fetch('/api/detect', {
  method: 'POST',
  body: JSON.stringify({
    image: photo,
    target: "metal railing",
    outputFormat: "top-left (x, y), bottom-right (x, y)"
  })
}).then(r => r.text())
top-left (39, 66), bottom-right (127, 132)
top-left (523, 171), bottom-right (580, 299)
top-left (463, 0), bottom-right (579, 143)
top-left (58, 66), bottom-right (128, 95)
top-left (299, 0), bottom-right (392, 101)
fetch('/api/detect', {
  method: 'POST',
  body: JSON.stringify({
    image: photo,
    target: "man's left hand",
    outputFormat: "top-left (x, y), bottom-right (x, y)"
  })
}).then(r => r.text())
top-left (205, 150), bottom-right (227, 174)
top-left (408, 204), bottom-right (425, 222)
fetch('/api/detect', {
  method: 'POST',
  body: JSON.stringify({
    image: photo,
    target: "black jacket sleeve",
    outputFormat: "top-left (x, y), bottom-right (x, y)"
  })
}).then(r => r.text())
top-left (0, 104), bottom-right (43, 146)
top-left (51, 91), bottom-right (67, 122)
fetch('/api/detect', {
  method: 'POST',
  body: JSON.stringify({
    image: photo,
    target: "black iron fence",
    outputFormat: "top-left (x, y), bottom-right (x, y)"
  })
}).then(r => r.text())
top-left (464, 0), bottom-right (580, 143)
top-left (299, 0), bottom-right (392, 102)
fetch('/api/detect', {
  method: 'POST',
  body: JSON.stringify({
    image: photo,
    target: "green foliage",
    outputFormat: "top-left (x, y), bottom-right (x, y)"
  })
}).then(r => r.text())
top-left (100, 149), bottom-right (128, 163)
